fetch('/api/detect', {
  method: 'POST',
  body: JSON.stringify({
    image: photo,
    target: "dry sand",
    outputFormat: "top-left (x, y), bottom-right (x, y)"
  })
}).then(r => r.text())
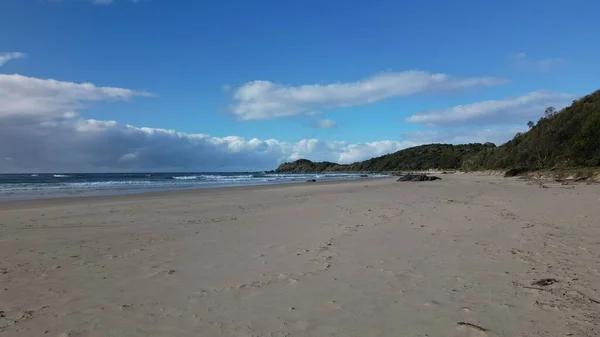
top-left (0, 174), bottom-right (599, 336)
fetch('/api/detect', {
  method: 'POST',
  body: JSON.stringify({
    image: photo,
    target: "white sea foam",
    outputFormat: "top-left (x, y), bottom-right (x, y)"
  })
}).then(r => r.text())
top-left (172, 175), bottom-right (199, 180)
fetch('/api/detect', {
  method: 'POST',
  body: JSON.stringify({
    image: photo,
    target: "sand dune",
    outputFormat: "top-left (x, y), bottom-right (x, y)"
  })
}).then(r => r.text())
top-left (1, 174), bottom-right (599, 336)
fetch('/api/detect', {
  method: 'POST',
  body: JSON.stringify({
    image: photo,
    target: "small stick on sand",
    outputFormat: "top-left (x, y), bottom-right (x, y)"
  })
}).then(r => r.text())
top-left (457, 322), bottom-right (488, 332)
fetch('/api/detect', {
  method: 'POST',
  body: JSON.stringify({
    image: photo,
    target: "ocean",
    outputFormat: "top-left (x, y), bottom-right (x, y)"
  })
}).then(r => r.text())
top-left (0, 172), bottom-right (387, 201)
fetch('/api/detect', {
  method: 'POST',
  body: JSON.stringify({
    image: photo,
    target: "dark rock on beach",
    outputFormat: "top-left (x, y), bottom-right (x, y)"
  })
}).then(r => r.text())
top-left (397, 174), bottom-right (441, 182)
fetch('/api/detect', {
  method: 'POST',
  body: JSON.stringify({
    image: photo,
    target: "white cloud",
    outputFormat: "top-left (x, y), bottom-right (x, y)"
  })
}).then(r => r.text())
top-left (314, 119), bottom-right (337, 129)
top-left (509, 52), bottom-right (567, 72)
top-left (230, 71), bottom-right (506, 120)
top-left (0, 74), bottom-right (151, 119)
top-left (405, 91), bottom-right (575, 126)
top-left (0, 52), bottom-right (26, 67)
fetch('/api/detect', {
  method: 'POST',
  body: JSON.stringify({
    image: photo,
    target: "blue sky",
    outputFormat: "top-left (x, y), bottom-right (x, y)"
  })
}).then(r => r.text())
top-left (1, 0), bottom-right (599, 172)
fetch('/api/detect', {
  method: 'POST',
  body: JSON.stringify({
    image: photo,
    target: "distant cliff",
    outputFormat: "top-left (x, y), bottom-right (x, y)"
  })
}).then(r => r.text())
top-left (273, 89), bottom-right (600, 174)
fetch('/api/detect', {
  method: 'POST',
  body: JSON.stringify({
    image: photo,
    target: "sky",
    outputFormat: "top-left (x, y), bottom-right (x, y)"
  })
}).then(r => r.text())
top-left (1, 0), bottom-right (599, 172)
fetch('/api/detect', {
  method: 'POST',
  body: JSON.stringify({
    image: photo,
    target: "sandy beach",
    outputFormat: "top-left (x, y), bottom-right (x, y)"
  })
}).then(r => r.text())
top-left (0, 174), bottom-right (599, 337)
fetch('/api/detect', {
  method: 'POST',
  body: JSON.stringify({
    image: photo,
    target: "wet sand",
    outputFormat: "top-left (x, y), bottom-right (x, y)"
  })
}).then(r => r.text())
top-left (0, 174), bottom-right (599, 336)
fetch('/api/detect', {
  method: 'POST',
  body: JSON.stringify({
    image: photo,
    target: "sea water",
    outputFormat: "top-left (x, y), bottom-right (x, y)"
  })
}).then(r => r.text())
top-left (0, 172), bottom-right (387, 200)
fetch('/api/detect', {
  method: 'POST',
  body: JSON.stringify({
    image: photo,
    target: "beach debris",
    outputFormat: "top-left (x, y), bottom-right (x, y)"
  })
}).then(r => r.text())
top-left (457, 321), bottom-right (488, 332)
top-left (167, 269), bottom-right (176, 275)
top-left (396, 174), bottom-right (441, 182)
top-left (306, 179), bottom-right (317, 182)
top-left (531, 278), bottom-right (558, 287)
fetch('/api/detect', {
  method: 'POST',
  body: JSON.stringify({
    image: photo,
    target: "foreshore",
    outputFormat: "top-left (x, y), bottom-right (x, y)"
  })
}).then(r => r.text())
top-left (1, 174), bottom-right (598, 336)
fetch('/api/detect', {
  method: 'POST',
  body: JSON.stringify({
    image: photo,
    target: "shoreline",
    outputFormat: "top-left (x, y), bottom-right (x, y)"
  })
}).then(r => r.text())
top-left (0, 176), bottom-right (385, 209)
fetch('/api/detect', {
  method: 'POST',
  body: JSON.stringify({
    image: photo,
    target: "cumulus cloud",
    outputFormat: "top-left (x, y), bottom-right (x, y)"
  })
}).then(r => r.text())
top-left (314, 119), bottom-right (337, 129)
top-left (405, 91), bottom-right (574, 126)
top-left (509, 52), bottom-right (567, 72)
top-left (0, 52), bottom-right (26, 67)
top-left (0, 74), bottom-right (151, 119)
top-left (230, 71), bottom-right (506, 120)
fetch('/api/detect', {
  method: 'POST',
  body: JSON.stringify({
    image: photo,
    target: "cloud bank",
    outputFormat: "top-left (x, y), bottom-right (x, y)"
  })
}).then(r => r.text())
top-left (230, 71), bottom-right (505, 120)
top-left (0, 116), bottom-right (416, 172)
